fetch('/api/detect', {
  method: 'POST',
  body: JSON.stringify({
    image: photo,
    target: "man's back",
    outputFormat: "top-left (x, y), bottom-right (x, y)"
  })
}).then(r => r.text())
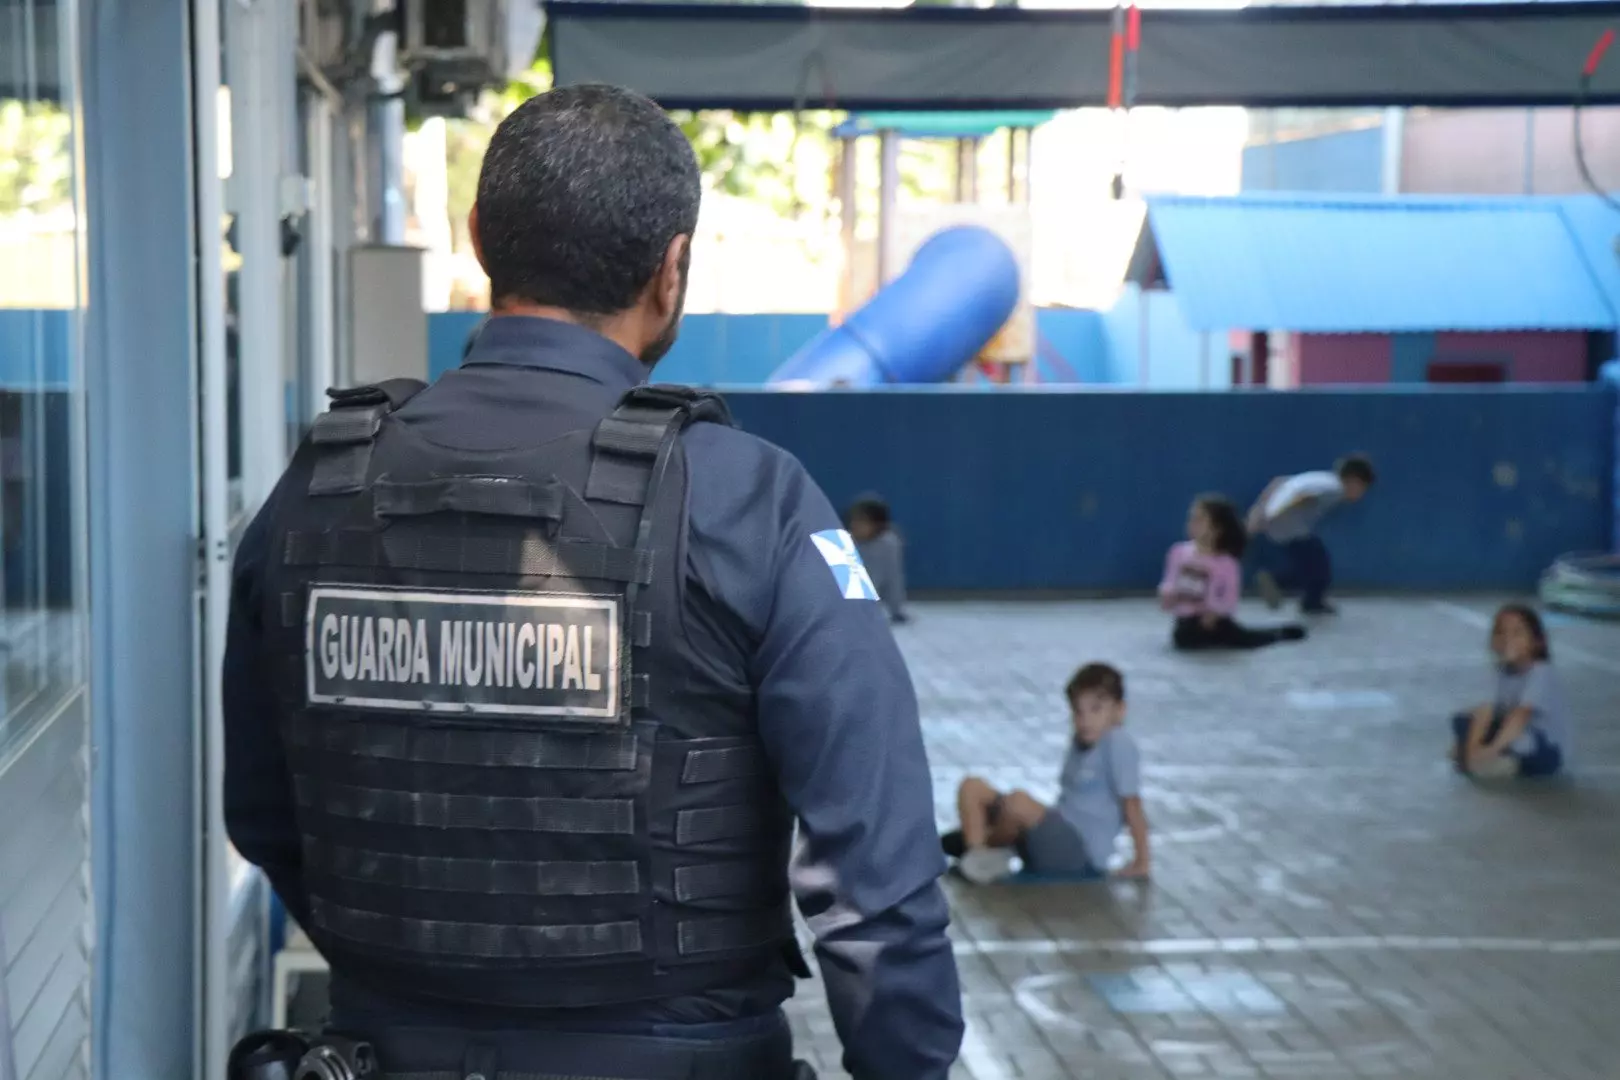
top-left (225, 316), bottom-right (964, 1078)
top-left (225, 80), bottom-right (961, 1080)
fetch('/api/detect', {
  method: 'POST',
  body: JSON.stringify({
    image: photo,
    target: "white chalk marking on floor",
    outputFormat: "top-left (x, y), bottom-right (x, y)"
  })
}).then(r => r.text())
top-left (1254, 866), bottom-right (1329, 909)
top-left (1431, 600), bottom-right (1620, 675)
top-left (957, 935), bottom-right (1620, 957)
top-left (1011, 972), bottom-right (1089, 1035)
top-left (1146, 788), bottom-right (1241, 846)
top-left (1010, 973), bottom-right (1413, 1059)
top-left (1285, 689), bottom-right (1397, 710)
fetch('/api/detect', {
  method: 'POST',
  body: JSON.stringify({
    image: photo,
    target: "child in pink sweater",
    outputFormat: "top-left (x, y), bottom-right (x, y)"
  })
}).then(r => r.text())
top-left (1161, 495), bottom-right (1306, 651)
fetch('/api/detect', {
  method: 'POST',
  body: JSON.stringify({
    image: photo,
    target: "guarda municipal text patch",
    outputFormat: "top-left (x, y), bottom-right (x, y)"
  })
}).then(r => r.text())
top-left (305, 585), bottom-right (620, 720)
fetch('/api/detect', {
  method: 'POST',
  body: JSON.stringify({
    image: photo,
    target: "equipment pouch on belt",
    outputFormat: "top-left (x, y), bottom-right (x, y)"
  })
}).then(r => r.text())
top-left (227, 1030), bottom-right (377, 1080)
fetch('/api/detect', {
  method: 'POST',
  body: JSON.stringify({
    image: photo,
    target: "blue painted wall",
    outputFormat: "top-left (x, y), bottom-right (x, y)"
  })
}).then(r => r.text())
top-left (1101, 286), bottom-right (1226, 388)
top-left (430, 310), bottom-right (828, 385)
top-left (1242, 126), bottom-right (1386, 194)
top-left (0, 308), bottom-right (73, 391)
top-left (429, 301), bottom-right (1211, 388)
top-left (1390, 332), bottom-right (1437, 383)
top-left (725, 386), bottom-right (1615, 592)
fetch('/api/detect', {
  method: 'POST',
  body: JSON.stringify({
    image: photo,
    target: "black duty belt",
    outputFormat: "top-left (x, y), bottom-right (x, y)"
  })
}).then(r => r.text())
top-left (369, 1024), bottom-right (804, 1080)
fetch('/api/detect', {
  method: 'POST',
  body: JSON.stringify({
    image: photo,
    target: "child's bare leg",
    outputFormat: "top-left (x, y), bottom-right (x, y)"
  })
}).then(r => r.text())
top-left (1462, 705), bottom-right (1496, 767)
top-left (998, 790), bottom-right (1050, 838)
top-left (957, 777), bottom-right (1004, 848)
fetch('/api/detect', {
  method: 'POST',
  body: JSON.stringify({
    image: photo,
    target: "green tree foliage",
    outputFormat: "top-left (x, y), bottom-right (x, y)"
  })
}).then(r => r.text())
top-left (443, 55), bottom-right (843, 237)
top-left (0, 100), bottom-right (72, 217)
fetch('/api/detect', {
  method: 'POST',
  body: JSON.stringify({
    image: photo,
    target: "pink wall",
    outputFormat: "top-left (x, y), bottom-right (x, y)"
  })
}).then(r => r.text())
top-left (1432, 331), bottom-right (1588, 382)
top-left (1296, 331), bottom-right (1590, 384)
top-left (1296, 333), bottom-right (1392, 384)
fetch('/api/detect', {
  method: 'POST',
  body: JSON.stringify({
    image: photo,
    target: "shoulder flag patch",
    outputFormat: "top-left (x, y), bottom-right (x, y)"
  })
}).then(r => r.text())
top-left (810, 529), bottom-right (880, 601)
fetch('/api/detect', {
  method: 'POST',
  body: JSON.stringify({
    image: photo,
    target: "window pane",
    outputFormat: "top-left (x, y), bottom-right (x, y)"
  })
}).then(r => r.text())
top-left (0, 0), bottom-right (89, 749)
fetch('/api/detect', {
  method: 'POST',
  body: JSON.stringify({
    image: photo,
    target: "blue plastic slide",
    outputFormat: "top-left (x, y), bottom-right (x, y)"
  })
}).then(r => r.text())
top-left (766, 225), bottom-right (1021, 388)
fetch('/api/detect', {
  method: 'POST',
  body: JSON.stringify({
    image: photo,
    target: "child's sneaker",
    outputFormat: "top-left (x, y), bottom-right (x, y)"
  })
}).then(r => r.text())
top-left (957, 847), bottom-right (1014, 885)
top-left (1469, 755), bottom-right (1519, 780)
top-left (1255, 571), bottom-right (1282, 610)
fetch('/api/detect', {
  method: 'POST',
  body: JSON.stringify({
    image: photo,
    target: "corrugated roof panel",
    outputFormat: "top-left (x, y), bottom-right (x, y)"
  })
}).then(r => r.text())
top-left (1145, 195), bottom-right (1618, 333)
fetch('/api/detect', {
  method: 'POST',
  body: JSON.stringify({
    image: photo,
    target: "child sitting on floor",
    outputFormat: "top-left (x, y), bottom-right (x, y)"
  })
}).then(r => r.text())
top-left (846, 494), bottom-right (909, 623)
top-left (1160, 494), bottom-right (1306, 651)
top-left (1451, 604), bottom-right (1570, 779)
top-left (941, 663), bottom-right (1150, 883)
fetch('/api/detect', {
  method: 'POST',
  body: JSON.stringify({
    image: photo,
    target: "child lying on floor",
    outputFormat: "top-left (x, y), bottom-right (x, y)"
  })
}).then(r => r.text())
top-left (941, 663), bottom-right (1150, 883)
top-left (1451, 603), bottom-right (1570, 779)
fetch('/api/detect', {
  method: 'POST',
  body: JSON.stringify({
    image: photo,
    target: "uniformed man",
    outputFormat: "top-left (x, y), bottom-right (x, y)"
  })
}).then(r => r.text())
top-left (223, 83), bottom-right (964, 1080)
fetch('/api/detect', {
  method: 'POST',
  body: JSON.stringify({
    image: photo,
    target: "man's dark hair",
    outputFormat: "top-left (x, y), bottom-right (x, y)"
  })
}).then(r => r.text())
top-left (1336, 454), bottom-right (1376, 486)
top-left (475, 84), bottom-right (701, 317)
top-left (1065, 663), bottom-right (1125, 706)
top-left (847, 494), bottom-right (892, 532)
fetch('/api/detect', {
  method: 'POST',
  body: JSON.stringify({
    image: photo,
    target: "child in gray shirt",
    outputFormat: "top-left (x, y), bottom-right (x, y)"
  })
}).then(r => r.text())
top-left (942, 663), bottom-right (1150, 883)
top-left (847, 495), bottom-right (909, 623)
top-left (1452, 603), bottom-right (1569, 779)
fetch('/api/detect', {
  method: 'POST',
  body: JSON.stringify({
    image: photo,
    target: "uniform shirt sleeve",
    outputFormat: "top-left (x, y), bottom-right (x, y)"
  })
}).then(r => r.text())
top-left (222, 475), bottom-right (313, 929)
top-left (683, 425), bottom-right (963, 1080)
top-left (1519, 663), bottom-right (1554, 714)
top-left (1107, 730), bottom-right (1143, 799)
top-left (1158, 544), bottom-right (1182, 597)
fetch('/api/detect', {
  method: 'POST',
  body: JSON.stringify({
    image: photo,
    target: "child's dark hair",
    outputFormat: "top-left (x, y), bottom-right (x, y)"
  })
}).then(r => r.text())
top-left (1336, 454), bottom-right (1376, 486)
top-left (846, 494), bottom-right (892, 532)
top-left (1065, 663), bottom-right (1125, 706)
top-left (1194, 493), bottom-right (1248, 559)
top-left (1492, 603), bottom-right (1551, 661)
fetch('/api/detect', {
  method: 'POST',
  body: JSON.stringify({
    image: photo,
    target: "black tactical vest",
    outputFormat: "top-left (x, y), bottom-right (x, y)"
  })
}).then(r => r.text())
top-left (261, 380), bottom-right (801, 1010)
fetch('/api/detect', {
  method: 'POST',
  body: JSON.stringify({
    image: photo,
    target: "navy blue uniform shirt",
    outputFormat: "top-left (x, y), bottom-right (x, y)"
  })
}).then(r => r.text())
top-left (223, 316), bottom-right (964, 1080)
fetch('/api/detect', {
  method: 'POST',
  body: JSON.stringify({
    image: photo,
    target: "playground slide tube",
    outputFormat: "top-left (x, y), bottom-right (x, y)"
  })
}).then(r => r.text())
top-left (766, 224), bottom-right (1021, 388)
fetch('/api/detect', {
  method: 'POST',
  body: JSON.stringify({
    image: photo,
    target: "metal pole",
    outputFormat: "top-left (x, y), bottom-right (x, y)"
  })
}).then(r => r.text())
top-left (1007, 128), bottom-right (1018, 203)
top-left (307, 96), bottom-right (337, 414)
top-left (191, 0), bottom-right (231, 1076)
top-left (878, 129), bottom-right (899, 283)
top-left (1266, 111), bottom-right (1279, 190)
top-left (838, 136), bottom-right (857, 314)
top-left (1023, 128), bottom-right (1034, 204)
top-left (965, 136), bottom-right (980, 203)
top-left (1380, 107), bottom-right (1405, 194)
top-left (228, 0), bottom-right (290, 505)
top-left (1138, 288), bottom-right (1150, 386)
top-left (954, 137), bottom-right (967, 203)
top-left (369, 24), bottom-right (407, 243)
top-left (1523, 109), bottom-right (1536, 195)
top-left (1200, 330), bottom-right (1210, 389)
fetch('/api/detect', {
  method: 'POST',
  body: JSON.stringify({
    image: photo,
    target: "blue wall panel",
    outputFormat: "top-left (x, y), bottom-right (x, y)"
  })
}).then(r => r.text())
top-left (1242, 126), bottom-right (1386, 194)
top-left (725, 386), bottom-right (1615, 592)
top-left (428, 312), bottom-right (828, 385)
top-left (1391, 332), bottom-right (1437, 383)
top-left (1033, 308), bottom-right (1107, 383)
top-left (428, 307), bottom-right (1215, 387)
top-left (1101, 286), bottom-right (1225, 388)
top-left (0, 309), bottom-right (72, 391)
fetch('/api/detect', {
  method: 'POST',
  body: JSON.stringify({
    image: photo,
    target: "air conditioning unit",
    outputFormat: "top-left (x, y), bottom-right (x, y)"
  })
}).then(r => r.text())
top-left (398, 0), bottom-right (545, 84)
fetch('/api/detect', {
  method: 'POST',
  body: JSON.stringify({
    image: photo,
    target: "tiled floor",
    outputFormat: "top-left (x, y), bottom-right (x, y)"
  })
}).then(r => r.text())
top-left (784, 597), bottom-right (1620, 1080)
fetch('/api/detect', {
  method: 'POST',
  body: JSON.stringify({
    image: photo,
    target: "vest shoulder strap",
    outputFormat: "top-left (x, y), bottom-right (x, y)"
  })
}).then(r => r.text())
top-left (585, 384), bottom-right (733, 507)
top-left (306, 378), bottom-right (429, 496)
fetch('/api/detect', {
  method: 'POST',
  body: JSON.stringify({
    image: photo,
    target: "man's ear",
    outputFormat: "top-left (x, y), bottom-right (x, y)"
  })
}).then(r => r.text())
top-left (656, 234), bottom-right (690, 316)
top-left (469, 203), bottom-right (487, 272)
